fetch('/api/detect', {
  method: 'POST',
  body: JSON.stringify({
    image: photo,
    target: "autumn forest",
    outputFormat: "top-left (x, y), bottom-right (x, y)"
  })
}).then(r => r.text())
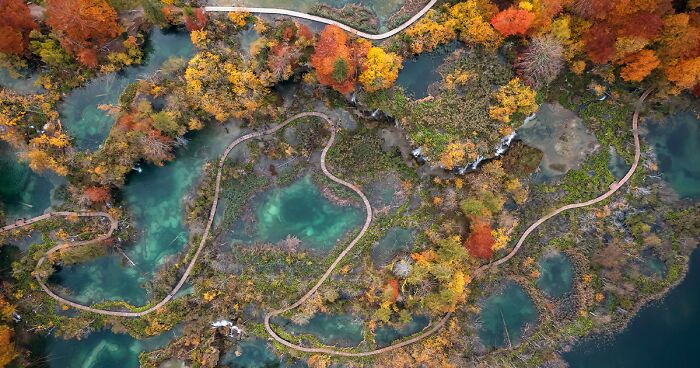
top-left (0, 0), bottom-right (699, 367)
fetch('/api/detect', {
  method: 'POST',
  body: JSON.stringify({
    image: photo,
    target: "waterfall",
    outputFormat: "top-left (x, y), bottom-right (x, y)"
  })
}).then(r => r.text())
top-left (469, 155), bottom-right (486, 169)
top-left (495, 132), bottom-right (517, 156)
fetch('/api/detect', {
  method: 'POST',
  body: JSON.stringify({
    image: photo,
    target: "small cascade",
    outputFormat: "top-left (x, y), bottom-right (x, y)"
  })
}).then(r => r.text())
top-left (495, 132), bottom-right (517, 156)
top-left (469, 155), bottom-right (486, 169)
top-left (411, 147), bottom-right (428, 164)
top-left (211, 320), bottom-right (243, 338)
top-left (350, 92), bottom-right (357, 105)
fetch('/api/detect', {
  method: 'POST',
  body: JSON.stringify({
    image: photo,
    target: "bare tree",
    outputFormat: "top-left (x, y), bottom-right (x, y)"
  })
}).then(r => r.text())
top-left (139, 132), bottom-right (173, 165)
top-left (519, 34), bottom-right (564, 89)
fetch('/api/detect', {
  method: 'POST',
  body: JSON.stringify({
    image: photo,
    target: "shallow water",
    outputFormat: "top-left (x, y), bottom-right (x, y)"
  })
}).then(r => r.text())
top-left (374, 315), bottom-right (429, 347)
top-left (607, 147), bottom-right (630, 181)
top-left (537, 251), bottom-right (574, 298)
top-left (564, 247), bottom-right (700, 367)
top-left (39, 328), bottom-right (179, 368)
top-left (59, 28), bottom-right (194, 150)
top-left (0, 68), bottom-right (42, 94)
top-left (219, 338), bottom-right (285, 368)
top-left (518, 103), bottom-right (599, 178)
top-left (371, 227), bottom-right (413, 267)
top-left (478, 282), bottom-right (538, 348)
top-left (0, 142), bottom-right (60, 221)
top-left (50, 121), bottom-right (240, 305)
top-left (641, 253), bottom-right (666, 278)
top-left (646, 112), bottom-right (700, 199)
top-left (275, 313), bottom-right (364, 347)
top-left (251, 175), bottom-right (362, 251)
top-left (396, 45), bottom-right (452, 99)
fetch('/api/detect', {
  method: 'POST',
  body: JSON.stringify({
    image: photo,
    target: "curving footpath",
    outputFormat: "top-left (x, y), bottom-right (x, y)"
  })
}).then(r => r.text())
top-left (1, 88), bottom-right (652, 355)
top-left (1, 112), bottom-right (449, 355)
top-left (476, 88), bottom-right (654, 274)
top-left (204, 0), bottom-right (438, 40)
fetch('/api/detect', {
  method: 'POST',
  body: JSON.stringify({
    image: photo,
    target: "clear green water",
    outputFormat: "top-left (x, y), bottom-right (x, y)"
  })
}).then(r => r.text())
top-left (478, 282), bottom-right (538, 348)
top-left (0, 142), bottom-right (59, 221)
top-left (536, 251), bottom-right (574, 298)
top-left (252, 175), bottom-right (362, 251)
top-left (564, 247), bottom-right (700, 367)
top-left (646, 112), bottom-right (700, 199)
top-left (274, 313), bottom-right (364, 347)
top-left (50, 121), bottom-right (239, 305)
top-left (40, 328), bottom-right (179, 368)
top-left (59, 28), bottom-right (194, 150)
top-left (371, 227), bottom-right (413, 267)
top-left (374, 315), bottom-right (429, 347)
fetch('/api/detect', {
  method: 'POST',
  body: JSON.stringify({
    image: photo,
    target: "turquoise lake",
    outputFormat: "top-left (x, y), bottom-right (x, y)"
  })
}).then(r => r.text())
top-left (50, 121), bottom-right (239, 305)
top-left (37, 328), bottom-right (179, 368)
top-left (59, 28), bottom-right (194, 151)
top-left (274, 313), bottom-right (364, 348)
top-left (0, 142), bottom-right (58, 221)
top-left (646, 112), bottom-right (700, 199)
top-left (251, 175), bottom-right (362, 251)
top-left (537, 251), bottom-right (574, 299)
top-left (478, 282), bottom-right (538, 349)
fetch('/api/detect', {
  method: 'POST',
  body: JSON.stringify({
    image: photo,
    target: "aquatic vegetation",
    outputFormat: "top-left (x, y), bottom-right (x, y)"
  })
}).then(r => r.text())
top-left (478, 282), bottom-right (538, 348)
top-left (0, 1), bottom-right (699, 367)
top-left (252, 176), bottom-right (362, 251)
top-left (536, 251), bottom-right (574, 298)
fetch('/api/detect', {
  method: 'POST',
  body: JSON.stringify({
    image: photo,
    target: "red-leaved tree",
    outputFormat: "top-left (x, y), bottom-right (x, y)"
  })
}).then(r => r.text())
top-left (45, 0), bottom-right (122, 67)
top-left (464, 220), bottom-right (495, 260)
top-left (83, 186), bottom-right (110, 203)
top-left (583, 23), bottom-right (616, 64)
top-left (185, 8), bottom-right (208, 31)
top-left (0, 0), bottom-right (37, 54)
top-left (491, 8), bottom-right (535, 36)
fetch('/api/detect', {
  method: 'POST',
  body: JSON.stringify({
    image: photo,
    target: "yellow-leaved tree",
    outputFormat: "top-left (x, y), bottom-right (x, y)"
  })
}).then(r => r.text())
top-left (489, 77), bottom-right (538, 123)
top-left (359, 47), bottom-right (403, 92)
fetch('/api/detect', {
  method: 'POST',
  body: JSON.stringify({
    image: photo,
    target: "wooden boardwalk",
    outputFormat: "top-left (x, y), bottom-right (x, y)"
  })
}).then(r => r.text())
top-left (204, 0), bottom-right (438, 40)
top-left (1, 88), bottom-right (653, 355)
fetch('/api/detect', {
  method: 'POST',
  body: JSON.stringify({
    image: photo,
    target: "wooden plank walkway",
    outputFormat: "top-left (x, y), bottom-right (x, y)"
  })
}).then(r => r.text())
top-left (0, 89), bottom-right (653, 355)
top-left (204, 0), bottom-right (438, 40)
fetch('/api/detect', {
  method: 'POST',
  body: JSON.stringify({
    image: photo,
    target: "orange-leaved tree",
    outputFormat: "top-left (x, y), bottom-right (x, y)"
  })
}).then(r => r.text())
top-left (45, 0), bottom-right (122, 67)
top-left (491, 7), bottom-right (534, 36)
top-left (617, 49), bottom-right (661, 82)
top-left (311, 25), bottom-right (369, 94)
top-left (0, 325), bottom-right (18, 367)
top-left (0, 0), bottom-right (37, 55)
